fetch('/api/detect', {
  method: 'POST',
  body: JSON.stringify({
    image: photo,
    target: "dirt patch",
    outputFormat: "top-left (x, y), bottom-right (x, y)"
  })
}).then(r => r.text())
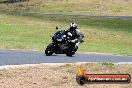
top-left (0, 63), bottom-right (132, 88)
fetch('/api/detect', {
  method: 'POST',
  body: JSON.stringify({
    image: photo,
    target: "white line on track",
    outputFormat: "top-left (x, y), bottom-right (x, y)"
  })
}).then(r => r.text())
top-left (0, 62), bottom-right (132, 70)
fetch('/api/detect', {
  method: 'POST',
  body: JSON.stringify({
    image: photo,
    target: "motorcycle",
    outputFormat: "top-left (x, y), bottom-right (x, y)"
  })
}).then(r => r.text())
top-left (45, 28), bottom-right (83, 56)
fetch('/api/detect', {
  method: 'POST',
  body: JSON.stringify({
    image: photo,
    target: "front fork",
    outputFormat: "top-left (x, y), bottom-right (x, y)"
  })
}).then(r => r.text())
top-left (52, 43), bottom-right (61, 53)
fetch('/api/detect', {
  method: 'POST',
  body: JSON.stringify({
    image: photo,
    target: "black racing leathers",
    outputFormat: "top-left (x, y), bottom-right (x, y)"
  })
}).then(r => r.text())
top-left (64, 28), bottom-right (84, 51)
top-left (65, 28), bottom-right (84, 44)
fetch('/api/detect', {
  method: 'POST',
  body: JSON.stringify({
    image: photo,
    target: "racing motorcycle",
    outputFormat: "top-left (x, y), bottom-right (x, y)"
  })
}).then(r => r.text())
top-left (45, 29), bottom-right (83, 56)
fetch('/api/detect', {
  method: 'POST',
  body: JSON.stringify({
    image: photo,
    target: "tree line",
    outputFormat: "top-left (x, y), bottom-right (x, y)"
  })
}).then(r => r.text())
top-left (0, 0), bottom-right (29, 3)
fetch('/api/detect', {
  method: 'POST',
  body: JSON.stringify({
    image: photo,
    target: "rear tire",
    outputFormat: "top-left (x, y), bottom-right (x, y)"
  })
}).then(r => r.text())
top-left (66, 51), bottom-right (75, 57)
top-left (66, 45), bottom-right (77, 57)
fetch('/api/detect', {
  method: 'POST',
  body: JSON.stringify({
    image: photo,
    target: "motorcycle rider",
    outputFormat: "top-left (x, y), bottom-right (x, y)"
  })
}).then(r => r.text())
top-left (45, 22), bottom-right (84, 56)
top-left (65, 22), bottom-right (84, 49)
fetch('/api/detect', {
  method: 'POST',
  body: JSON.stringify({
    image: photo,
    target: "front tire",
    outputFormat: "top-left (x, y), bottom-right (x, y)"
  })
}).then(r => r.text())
top-left (45, 43), bottom-right (54, 56)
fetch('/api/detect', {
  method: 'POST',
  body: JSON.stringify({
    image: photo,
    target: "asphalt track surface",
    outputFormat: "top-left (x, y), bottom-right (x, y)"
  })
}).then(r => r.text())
top-left (11, 12), bottom-right (132, 19)
top-left (0, 50), bottom-right (132, 66)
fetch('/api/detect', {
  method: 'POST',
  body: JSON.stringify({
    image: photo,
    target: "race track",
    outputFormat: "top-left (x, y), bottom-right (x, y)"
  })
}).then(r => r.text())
top-left (0, 50), bottom-right (132, 66)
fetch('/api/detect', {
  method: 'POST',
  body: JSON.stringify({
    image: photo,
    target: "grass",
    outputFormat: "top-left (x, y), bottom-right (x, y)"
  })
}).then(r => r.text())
top-left (0, 13), bottom-right (132, 55)
top-left (0, 13), bottom-right (55, 50)
top-left (0, 63), bottom-right (132, 88)
top-left (0, 0), bottom-right (132, 16)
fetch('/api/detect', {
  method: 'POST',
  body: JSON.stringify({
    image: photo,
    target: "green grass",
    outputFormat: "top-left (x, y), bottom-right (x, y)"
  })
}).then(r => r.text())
top-left (0, 13), bottom-right (132, 55)
top-left (0, 0), bottom-right (132, 16)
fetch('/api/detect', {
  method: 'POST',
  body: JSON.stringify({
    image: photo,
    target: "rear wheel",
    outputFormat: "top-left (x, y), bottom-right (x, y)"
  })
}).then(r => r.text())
top-left (66, 51), bottom-right (75, 57)
top-left (66, 45), bottom-right (77, 57)
top-left (45, 43), bottom-right (54, 56)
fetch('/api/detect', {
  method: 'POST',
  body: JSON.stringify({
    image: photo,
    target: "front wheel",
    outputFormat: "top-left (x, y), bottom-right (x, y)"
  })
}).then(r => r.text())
top-left (45, 43), bottom-right (54, 56)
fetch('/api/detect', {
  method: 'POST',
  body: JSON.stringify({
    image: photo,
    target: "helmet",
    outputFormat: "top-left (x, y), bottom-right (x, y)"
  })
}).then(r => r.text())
top-left (69, 22), bottom-right (77, 30)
